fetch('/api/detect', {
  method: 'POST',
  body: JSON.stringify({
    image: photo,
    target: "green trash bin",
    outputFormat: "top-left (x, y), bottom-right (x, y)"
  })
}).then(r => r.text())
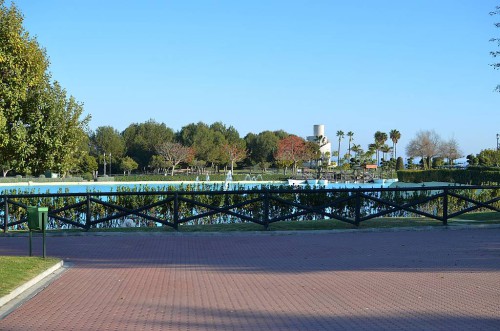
top-left (27, 206), bottom-right (49, 231)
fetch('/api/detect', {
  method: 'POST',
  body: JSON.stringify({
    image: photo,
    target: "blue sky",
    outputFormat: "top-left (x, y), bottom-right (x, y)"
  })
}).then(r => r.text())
top-left (9, 0), bottom-right (500, 158)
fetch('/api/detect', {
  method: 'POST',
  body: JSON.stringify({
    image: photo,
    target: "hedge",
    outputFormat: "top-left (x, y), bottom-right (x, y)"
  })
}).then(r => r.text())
top-left (397, 169), bottom-right (500, 185)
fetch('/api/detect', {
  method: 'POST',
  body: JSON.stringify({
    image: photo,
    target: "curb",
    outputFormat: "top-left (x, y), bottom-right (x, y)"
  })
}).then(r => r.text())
top-left (0, 224), bottom-right (500, 239)
top-left (2, 223), bottom-right (500, 238)
top-left (0, 260), bottom-right (65, 319)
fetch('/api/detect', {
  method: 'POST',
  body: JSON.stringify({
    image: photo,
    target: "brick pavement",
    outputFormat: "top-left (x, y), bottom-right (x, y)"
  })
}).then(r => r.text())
top-left (0, 228), bottom-right (499, 330)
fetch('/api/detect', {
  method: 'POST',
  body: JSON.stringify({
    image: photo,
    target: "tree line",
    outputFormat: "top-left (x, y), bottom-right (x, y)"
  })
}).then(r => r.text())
top-left (85, 123), bottom-right (408, 177)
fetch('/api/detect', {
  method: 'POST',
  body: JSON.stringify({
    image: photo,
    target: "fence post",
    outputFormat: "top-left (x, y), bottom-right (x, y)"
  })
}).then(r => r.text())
top-left (86, 194), bottom-right (91, 230)
top-left (263, 191), bottom-right (270, 230)
top-left (442, 188), bottom-right (448, 226)
top-left (173, 192), bottom-right (179, 230)
top-left (3, 195), bottom-right (8, 233)
top-left (355, 190), bottom-right (361, 226)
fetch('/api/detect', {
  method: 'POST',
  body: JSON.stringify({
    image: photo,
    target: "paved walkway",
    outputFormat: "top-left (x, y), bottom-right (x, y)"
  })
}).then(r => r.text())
top-left (0, 228), bottom-right (499, 330)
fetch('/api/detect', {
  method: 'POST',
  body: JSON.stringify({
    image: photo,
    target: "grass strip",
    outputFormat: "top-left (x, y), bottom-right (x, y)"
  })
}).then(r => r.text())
top-left (0, 256), bottom-right (60, 297)
top-left (453, 212), bottom-right (500, 221)
top-left (3, 214), bottom-right (499, 235)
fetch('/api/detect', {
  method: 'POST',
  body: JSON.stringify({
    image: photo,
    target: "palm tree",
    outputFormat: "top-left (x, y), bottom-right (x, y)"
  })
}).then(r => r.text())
top-left (351, 144), bottom-right (361, 158)
top-left (380, 144), bottom-right (392, 162)
top-left (336, 130), bottom-right (344, 166)
top-left (365, 146), bottom-right (376, 164)
top-left (374, 131), bottom-right (388, 166)
top-left (347, 131), bottom-right (354, 158)
top-left (389, 129), bottom-right (401, 159)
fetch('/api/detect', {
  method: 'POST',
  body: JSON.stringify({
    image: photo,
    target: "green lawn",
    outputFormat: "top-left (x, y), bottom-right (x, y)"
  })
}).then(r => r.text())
top-left (453, 212), bottom-right (500, 222)
top-left (0, 256), bottom-right (60, 297)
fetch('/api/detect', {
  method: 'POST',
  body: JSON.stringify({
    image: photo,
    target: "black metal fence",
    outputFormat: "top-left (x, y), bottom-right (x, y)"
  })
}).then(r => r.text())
top-left (2, 185), bottom-right (499, 232)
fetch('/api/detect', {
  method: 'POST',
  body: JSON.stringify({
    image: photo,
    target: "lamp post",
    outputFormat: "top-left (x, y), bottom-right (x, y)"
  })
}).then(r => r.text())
top-left (109, 153), bottom-right (112, 176)
top-left (497, 133), bottom-right (499, 151)
top-left (103, 153), bottom-right (107, 176)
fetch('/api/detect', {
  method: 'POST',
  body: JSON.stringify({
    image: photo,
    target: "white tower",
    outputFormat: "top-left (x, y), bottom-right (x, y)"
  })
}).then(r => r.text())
top-left (313, 124), bottom-right (325, 138)
top-left (307, 124), bottom-right (332, 164)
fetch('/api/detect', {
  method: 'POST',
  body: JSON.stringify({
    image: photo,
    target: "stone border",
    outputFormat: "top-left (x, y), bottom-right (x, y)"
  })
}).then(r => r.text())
top-left (0, 260), bottom-right (66, 319)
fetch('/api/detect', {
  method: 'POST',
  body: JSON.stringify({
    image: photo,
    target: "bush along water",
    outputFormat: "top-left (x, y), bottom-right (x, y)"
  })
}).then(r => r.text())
top-left (1, 185), bottom-right (499, 231)
top-left (397, 169), bottom-right (500, 185)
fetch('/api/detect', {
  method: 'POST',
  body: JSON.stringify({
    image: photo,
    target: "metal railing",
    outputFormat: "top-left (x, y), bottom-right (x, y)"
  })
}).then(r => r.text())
top-left (1, 185), bottom-right (499, 232)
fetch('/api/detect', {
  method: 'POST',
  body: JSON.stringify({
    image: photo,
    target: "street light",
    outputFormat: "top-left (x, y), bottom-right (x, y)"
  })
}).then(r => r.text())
top-left (497, 133), bottom-right (499, 151)
top-left (103, 153), bottom-right (107, 176)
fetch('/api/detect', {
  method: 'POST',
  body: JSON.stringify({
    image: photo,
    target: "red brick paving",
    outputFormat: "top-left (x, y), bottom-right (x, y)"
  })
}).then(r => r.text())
top-left (0, 228), bottom-right (499, 330)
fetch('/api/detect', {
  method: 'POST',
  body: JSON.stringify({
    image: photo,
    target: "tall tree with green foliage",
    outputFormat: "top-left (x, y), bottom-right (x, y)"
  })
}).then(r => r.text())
top-left (178, 122), bottom-right (239, 172)
top-left (346, 131), bottom-right (354, 158)
top-left (490, 5), bottom-right (500, 92)
top-left (0, 2), bottom-right (90, 176)
top-left (27, 82), bottom-right (89, 175)
top-left (120, 156), bottom-right (138, 175)
top-left (122, 119), bottom-right (175, 171)
top-left (474, 149), bottom-right (500, 167)
top-left (380, 144), bottom-right (392, 162)
top-left (244, 130), bottom-right (284, 169)
top-left (178, 122), bottom-right (214, 166)
top-left (91, 126), bottom-right (125, 174)
top-left (374, 131), bottom-right (388, 166)
top-left (336, 130), bottom-right (344, 166)
top-left (389, 129), bottom-right (401, 159)
top-left (395, 157), bottom-right (404, 170)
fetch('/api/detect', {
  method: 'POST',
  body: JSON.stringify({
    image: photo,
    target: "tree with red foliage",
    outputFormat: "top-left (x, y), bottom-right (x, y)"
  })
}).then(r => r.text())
top-left (275, 135), bottom-right (307, 175)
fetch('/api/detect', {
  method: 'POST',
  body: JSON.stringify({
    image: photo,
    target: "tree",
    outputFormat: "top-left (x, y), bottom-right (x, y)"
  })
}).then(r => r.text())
top-left (374, 131), bottom-right (388, 166)
top-left (336, 130), bottom-right (344, 166)
top-left (91, 126), bottom-right (125, 174)
top-left (305, 140), bottom-right (321, 164)
top-left (405, 130), bottom-right (442, 169)
top-left (380, 144), bottom-right (392, 163)
top-left (396, 157), bottom-right (404, 170)
top-left (439, 138), bottom-right (462, 165)
top-left (210, 122), bottom-right (240, 144)
top-left (155, 142), bottom-right (193, 176)
top-left (275, 135), bottom-right (306, 175)
top-left (351, 144), bottom-right (361, 158)
top-left (27, 82), bottom-right (90, 176)
top-left (466, 154), bottom-right (479, 166)
top-left (222, 142), bottom-right (246, 174)
top-left (149, 155), bottom-right (167, 174)
top-left (0, 2), bottom-right (48, 113)
top-left (122, 120), bottom-right (175, 171)
top-left (120, 156), bottom-right (138, 175)
top-left (0, 2), bottom-right (89, 176)
top-left (245, 130), bottom-right (285, 168)
top-left (78, 154), bottom-right (98, 175)
top-left (346, 131), bottom-right (354, 158)
top-left (476, 149), bottom-right (500, 167)
top-left (0, 110), bottom-right (11, 176)
top-left (389, 129), bottom-right (401, 159)
top-left (490, 6), bottom-right (500, 92)
top-left (178, 122), bottom-right (224, 171)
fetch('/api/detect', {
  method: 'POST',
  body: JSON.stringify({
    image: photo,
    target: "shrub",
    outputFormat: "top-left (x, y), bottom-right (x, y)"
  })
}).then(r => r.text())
top-left (397, 169), bottom-right (500, 185)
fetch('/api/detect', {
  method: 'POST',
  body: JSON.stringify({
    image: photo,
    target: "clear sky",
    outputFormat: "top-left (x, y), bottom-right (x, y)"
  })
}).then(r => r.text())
top-left (8, 0), bottom-right (500, 159)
